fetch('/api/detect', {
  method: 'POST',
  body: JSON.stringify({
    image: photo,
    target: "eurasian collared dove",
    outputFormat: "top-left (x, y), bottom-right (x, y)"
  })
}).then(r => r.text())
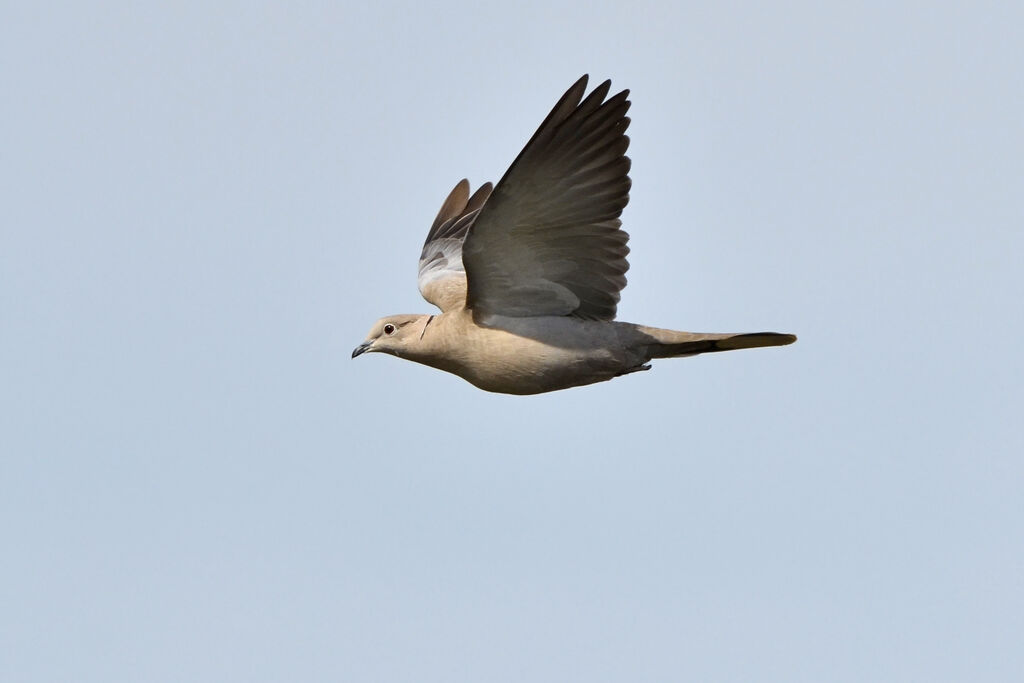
top-left (352, 75), bottom-right (795, 394)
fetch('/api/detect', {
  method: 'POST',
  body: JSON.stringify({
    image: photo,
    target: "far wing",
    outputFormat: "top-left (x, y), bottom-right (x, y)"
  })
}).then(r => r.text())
top-left (417, 179), bottom-right (493, 312)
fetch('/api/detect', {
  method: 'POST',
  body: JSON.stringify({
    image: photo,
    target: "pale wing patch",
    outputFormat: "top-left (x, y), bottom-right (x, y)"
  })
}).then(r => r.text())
top-left (418, 237), bottom-right (468, 313)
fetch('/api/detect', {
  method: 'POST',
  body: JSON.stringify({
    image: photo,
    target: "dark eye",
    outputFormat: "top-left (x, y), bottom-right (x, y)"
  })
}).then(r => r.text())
top-left (383, 323), bottom-right (396, 335)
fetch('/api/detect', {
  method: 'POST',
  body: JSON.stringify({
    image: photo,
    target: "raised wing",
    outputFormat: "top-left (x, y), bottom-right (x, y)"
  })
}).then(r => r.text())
top-left (418, 179), bottom-right (493, 312)
top-left (461, 75), bottom-right (631, 320)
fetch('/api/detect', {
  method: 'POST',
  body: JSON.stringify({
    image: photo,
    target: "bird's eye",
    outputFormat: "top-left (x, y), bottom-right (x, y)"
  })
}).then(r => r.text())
top-left (383, 323), bottom-right (396, 335)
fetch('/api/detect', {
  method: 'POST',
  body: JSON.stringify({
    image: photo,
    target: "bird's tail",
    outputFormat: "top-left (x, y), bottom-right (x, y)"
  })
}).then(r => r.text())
top-left (636, 326), bottom-right (797, 359)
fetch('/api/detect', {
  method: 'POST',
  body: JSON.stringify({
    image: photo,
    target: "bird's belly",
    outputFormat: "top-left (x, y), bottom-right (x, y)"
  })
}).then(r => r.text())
top-left (453, 334), bottom-right (625, 395)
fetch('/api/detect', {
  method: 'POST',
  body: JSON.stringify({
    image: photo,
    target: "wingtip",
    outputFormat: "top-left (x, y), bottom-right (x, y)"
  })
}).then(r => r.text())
top-left (588, 76), bottom-right (628, 102)
top-left (567, 74), bottom-right (590, 99)
top-left (427, 178), bottom-right (473, 237)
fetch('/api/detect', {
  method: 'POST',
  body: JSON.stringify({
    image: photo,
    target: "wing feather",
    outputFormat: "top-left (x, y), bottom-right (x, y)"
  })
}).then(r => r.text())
top-left (461, 75), bottom-right (632, 321)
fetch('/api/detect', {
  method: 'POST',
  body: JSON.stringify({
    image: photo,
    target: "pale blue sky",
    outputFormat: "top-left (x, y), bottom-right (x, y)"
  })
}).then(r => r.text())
top-left (2, 2), bottom-right (1022, 681)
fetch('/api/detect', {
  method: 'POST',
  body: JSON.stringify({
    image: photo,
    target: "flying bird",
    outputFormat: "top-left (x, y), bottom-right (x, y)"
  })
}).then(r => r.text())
top-left (352, 75), bottom-right (795, 394)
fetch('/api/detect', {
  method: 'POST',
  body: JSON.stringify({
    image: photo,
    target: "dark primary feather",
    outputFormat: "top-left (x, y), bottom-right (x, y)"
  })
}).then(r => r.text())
top-left (423, 179), bottom-right (492, 244)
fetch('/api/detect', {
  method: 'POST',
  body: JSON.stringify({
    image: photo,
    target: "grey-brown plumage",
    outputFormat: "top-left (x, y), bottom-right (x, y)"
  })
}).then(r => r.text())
top-left (353, 75), bottom-right (796, 395)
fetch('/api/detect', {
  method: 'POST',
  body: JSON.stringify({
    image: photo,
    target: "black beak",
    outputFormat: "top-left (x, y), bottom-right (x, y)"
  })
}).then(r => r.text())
top-left (351, 342), bottom-right (371, 359)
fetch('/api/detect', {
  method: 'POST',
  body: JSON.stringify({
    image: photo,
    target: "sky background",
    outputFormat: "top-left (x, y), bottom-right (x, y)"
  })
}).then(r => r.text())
top-left (3, 2), bottom-right (1022, 681)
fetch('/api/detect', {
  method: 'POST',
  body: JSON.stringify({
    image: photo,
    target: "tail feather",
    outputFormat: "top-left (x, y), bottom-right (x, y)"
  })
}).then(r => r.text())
top-left (640, 328), bottom-right (797, 359)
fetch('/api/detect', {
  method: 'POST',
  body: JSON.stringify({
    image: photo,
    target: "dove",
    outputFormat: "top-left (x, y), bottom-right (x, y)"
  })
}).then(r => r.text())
top-left (352, 75), bottom-right (795, 395)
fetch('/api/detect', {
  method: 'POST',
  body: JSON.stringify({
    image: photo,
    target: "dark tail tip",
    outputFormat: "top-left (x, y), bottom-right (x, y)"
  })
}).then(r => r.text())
top-left (716, 332), bottom-right (797, 351)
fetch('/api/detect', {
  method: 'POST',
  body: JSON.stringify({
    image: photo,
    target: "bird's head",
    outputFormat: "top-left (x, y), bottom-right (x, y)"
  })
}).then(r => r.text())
top-left (351, 314), bottom-right (432, 359)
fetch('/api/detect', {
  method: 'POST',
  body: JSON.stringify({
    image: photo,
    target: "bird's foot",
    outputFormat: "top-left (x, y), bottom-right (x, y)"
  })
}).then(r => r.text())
top-left (618, 363), bottom-right (651, 376)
